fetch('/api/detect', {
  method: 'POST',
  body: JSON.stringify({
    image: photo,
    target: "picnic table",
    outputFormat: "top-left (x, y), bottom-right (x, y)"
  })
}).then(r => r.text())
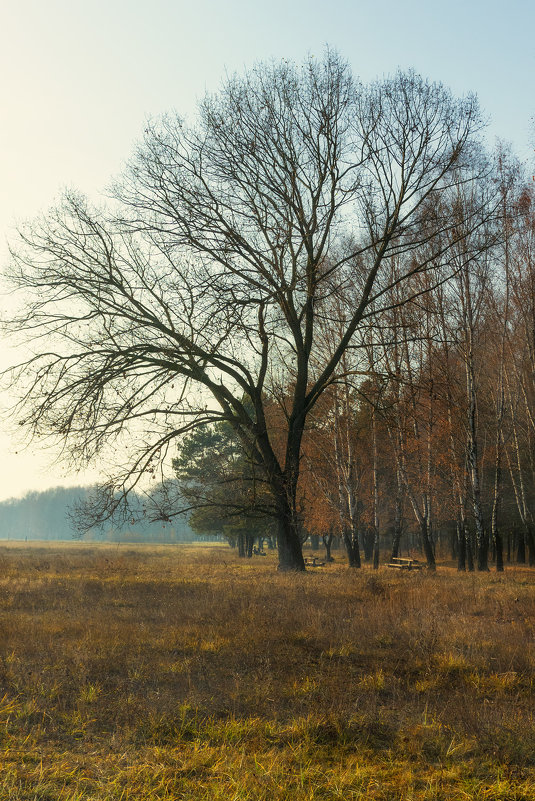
top-left (304, 556), bottom-right (326, 567)
top-left (387, 557), bottom-right (424, 571)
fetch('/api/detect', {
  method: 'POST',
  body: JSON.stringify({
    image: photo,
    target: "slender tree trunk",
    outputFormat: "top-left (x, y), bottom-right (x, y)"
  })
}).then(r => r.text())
top-left (372, 407), bottom-right (380, 570)
top-left (491, 392), bottom-right (505, 571)
top-left (391, 472), bottom-right (404, 559)
top-left (457, 519), bottom-right (466, 571)
top-left (346, 502), bottom-right (362, 568)
top-left (517, 528), bottom-right (526, 564)
top-left (419, 515), bottom-right (436, 570)
top-left (490, 182), bottom-right (509, 574)
top-left (491, 430), bottom-right (504, 572)
top-left (466, 531), bottom-right (475, 572)
top-left (323, 530), bottom-right (334, 562)
top-left (389, 434), bottom-right (436, 570)
top-left (466, 358), bottom-right (488, 571)
top-left (363, 528), bottom-right (374, 561)
top-left (337, 375), bottom-right (362, 569)
top-left (528, 526), bottom-right (535, 567)
top-left (503, 372), bottom-right (535, 565)
top-left (494, 528), bottom-right (504, 572)
top-left (343, 530), bottom-right (361, 568)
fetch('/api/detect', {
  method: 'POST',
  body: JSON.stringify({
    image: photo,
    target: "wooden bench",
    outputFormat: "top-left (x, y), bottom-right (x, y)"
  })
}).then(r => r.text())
top-left (305, 556), bottom-right (326, 567)
top-left (387, 557), bottom-right (424, 571)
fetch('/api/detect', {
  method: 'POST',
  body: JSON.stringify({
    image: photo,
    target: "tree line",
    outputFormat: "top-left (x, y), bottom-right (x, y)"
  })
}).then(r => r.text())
top-left (0, 486), bottom-right (198, 543)
top-left (290, 158), bottom-right (535, 572)
top-left (3, 50), bottom-right (532, 570)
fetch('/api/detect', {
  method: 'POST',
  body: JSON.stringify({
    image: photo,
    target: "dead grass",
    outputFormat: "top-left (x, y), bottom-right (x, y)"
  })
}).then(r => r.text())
top-left (0, 542), bottom-right (534, 799)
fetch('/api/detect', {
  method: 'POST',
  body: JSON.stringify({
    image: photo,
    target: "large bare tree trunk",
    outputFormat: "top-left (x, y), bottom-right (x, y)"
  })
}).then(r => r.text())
top-left (276, 506), bottom-right (306, 571)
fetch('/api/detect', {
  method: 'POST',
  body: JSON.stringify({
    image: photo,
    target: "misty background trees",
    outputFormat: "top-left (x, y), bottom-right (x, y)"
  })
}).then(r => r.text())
top-left (4, 51), bottom-right (534, 569)
top-left (0, 486), bottom-right (197, 543)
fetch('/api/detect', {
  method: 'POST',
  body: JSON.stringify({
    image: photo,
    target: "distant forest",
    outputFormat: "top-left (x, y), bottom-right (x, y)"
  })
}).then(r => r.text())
top-left (0, 486), bottom-right (202, 543)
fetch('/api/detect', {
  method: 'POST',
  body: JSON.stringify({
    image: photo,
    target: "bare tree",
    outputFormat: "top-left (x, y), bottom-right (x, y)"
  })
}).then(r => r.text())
top-left (4, 52), bottom-right (489, 570)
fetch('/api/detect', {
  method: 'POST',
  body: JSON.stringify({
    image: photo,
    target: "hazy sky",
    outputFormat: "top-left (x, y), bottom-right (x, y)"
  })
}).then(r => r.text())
top-left (0, 0), bottom-right (533, 500)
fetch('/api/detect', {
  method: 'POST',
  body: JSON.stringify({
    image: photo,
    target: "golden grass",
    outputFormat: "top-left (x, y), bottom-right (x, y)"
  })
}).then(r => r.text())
top-left (0, 542), bottom-right (534, 799)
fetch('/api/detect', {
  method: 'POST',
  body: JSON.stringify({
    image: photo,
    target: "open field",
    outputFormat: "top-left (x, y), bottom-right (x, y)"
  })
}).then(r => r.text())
top-left (0, 542), bottom-right (534, 800)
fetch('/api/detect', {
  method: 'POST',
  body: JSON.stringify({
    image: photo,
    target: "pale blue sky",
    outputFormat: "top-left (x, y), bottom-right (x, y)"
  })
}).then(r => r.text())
top-left (0, 0), bottom-right (533, 499)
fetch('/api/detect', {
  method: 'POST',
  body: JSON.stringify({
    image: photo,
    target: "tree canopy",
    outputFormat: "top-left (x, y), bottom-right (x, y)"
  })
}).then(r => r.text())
top-left (4, 51), bottom-right (496, 569)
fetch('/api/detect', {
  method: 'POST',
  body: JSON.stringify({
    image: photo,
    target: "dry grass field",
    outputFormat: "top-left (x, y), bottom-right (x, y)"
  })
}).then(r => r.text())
top-left (0, 541), bottom-right (534, 800)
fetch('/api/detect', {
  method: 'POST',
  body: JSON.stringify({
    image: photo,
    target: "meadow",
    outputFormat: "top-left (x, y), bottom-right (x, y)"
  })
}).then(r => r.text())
top-left (0, 541), bottom-right (534, 800)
